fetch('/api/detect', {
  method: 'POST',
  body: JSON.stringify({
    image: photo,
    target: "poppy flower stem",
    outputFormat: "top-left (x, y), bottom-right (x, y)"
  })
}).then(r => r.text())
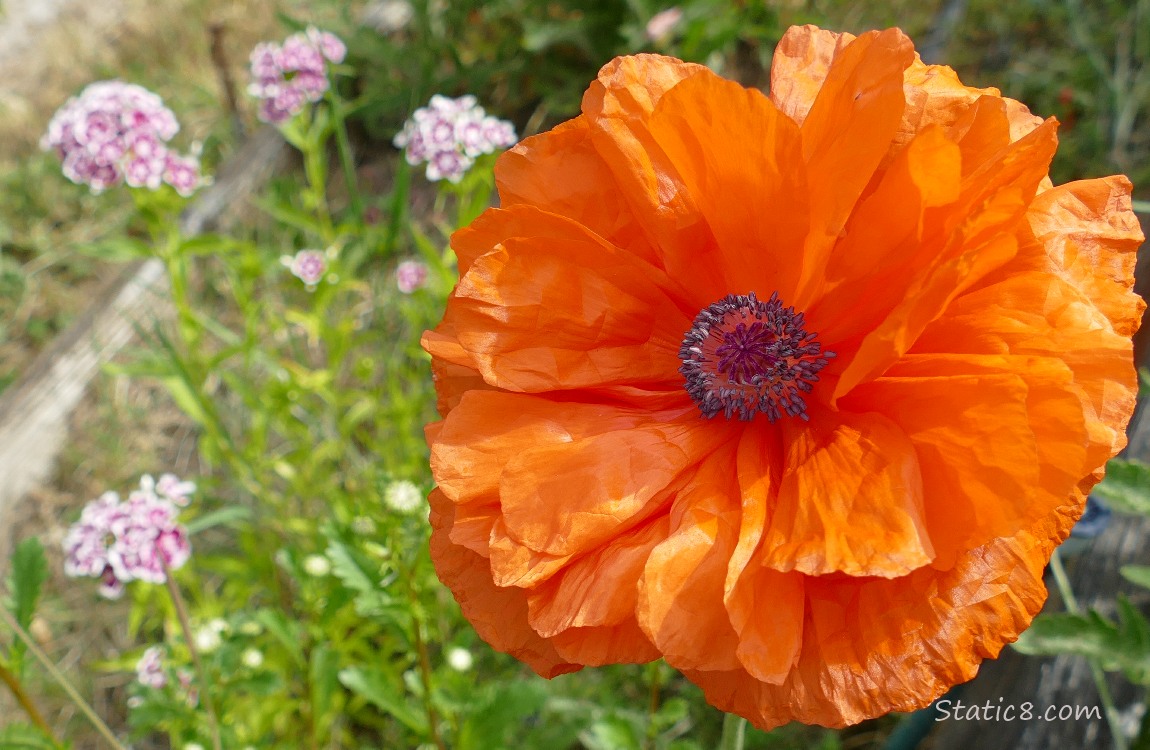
top-left (644, 661), bottom-right (663, 747)
top-left (719, 712), bottom-right (747, 750)
top-left (1049, 549), bottom-right (1128, 750)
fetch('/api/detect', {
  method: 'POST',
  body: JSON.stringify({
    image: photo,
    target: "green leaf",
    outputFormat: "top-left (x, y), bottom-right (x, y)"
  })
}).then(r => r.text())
top-left (0, 723), bottom-right (60, 749)
top-left (185, 506), bottom-right (253, 535)
top-left (1014, 599), bottom-right (1150, 684)
top-left (338, 666), bottom-right (428, 735)
top-left (1092, 458), bottom-right (1150, 516)
top-left (456, 680), bottom-right (548, 750)
top-left (75, 236), bottom-right (152, 261)
top-left (1138, 367), bottom-right (1150, 399)
top-left (254, 609), bottom-right (305, 667)
top-left (8, 539), bottom-right (46, 631)
top-left (6, 538), bottom-right (47, 677)
top-left (310, 643), bottom-right (342, 740)
top-left (177, 234), bottom-right (249, 257)
top-left (325, 538), bottom-right (400, 623)
top-left (580, 713), bottom-right (644, 750)
top-left (1122, 565), bottom-right (1150, 590)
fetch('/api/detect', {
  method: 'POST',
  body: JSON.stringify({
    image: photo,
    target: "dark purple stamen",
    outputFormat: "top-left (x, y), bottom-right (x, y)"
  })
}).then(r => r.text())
top-left (678, 291), bottom-right (835, 422)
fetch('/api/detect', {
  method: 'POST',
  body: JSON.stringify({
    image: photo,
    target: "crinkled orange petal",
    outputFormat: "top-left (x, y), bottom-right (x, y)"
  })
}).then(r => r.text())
top-left (759, 407), bottom-right (933, 577)
top-left (685, 503), bottom-right (1076, 729)
top-left (580, 55), bottom-right (724, 304)
top-left (721, 426), bottom-right (805, 684)
top-left (637, 442), bottom-right (744, 673)
top-left (797, 29), bottom-right (914, 281)
top-left (550, 619), bottom-right (661, 666)
top-left (769, 25), bottom-right (856, 126)
top-left (527, 515), bottom-right (669, 636)
top-left (450, 228), bottom-right (688, 393)
top-left (806, 124), bottom-right (962, 328)
top-left (1025, 176), bottom-right (1145, 336)
top-left (945, 96), bottom-right (1013, 178)
top-left (646, 68), bottom-right (809, 304)
top-left (498, 409), bottom-right (725, 558)
top-left (914, 268), bottom-right (1137, 477)
top-left (844, 352), bottom-right (1087, 568)
top-left (830, 118), bottom-right (1059, 401)
top-left (428, 489), bottom-right (581, 678)
top-left (494, 115), bottom-right (662, 270)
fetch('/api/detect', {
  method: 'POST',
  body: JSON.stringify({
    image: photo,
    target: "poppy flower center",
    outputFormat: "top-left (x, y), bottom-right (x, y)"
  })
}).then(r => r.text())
top-left (679, 292), bottom-right (835, 422)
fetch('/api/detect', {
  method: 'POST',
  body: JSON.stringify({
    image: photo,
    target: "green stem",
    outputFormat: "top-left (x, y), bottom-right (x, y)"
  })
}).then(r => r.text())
top-left (719, 712), bottom-right (747, 750)
top-left (328, 92), bottom-right (364, 223)
top-left (0, 657), bottom-right (59, 744)
top-left (0, 606), bottom-right (127, 750)
top-left (162, 565), bottom-right (223, 750)
top-left (301, 125), bottom-right (335, 243)
top-left (644, 661), bottom-right (663, 749)
top-left (1049, 549), bottom-right (1128, 750)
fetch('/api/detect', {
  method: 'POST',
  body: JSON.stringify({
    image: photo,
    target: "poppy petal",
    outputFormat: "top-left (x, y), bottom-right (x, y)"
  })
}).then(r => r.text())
top-left (845, 352), bottom-right (1087, 567)
top-left (1025, 176), bottom-right (1145, 336)
top-left (769, 25), bottom-right (856, 126)
top-left (527, 516), bottom-right (669, 636)
top-left (494, 116), bottom-right (662, 269)
top-left (647, 70), bottom-right (810, 304)
top-left (637, 443), bottom-right (743, 672)
top-left (759, 408), bottom-right (934, 578)
top-left (722, 426), bottom-right (805, 684)
top-left (450, 226), bottom-right (689, 392)
top-left (581, 54), bottom-right (725, 304)
top-left (684, 505), bottom-right (1072, 729)
top-left (797, 28), bottom-right (914, 273)
top-left (829, 118), bottom-right (1059, 400)
top-left (429, 489), bottom-right (581, 678)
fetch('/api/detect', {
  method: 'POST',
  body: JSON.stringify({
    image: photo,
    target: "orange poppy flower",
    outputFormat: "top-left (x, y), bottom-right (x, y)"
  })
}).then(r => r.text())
top-left (422, 24), bottom-right (1144, 729)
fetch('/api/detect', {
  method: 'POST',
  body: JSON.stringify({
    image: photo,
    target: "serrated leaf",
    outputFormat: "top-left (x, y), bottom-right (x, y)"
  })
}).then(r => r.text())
top-left (1092, 458), bottom-right (1150, 516)
top-left (8, 538), bottom-right (46, 631)
top-left (338, 666), bottom-right (428, 734)
top-left (7, 538), bottom-right (47, 677)
top-left (1014, 600), bottom-right (1150, 684)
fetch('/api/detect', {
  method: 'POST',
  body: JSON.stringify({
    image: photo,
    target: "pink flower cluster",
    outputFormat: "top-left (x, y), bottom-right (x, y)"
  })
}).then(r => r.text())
top-left (136, 646), bottom-right (167, 689)
top-left (249, 27), bottom-right (347, 125)
top-left (40, 81), bottom-right (201, 196)
top-left (395, 259), bottom-right (428, 294)
top-left (63, 474), bottom-right (195, 599)
top-left (393, 95), bottom-right (518, 183)
top-left (283, 249), bottom-right (328, 288)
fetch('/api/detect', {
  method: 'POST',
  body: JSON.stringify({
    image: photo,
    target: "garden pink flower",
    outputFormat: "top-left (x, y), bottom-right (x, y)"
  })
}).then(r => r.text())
top-left (63, 476), bottom-right (193, 598)
top-left (396, 260), bottom-right (429, 293)
top-left (248, 27), bottom-right (346, 125)
top-left (136, 646), bottom-right (167, 689)
top-left (285, 249), bottom-right (327, 287)
top-left (41, 80), bottom-right (201, 195)
top-left (646, 7), bottom-right (683, 42)
top-left (394, 95), bottom-right (518, 183)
